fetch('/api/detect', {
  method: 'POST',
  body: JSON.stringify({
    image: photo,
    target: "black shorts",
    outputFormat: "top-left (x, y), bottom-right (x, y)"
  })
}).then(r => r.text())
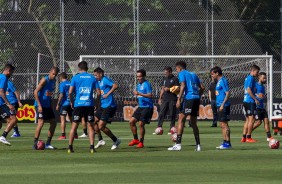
top-left (217, 105), bottom-right (230, 122)
top-left (255, 108), bottom-right (268, 120)
top-left (180, 99), bottom-right (200, 117)
top-left (132, 107), bottom-right (153, 124)
top-left (0, 104), bottom-right (11, 120)
top-left (243, 102), bottom-right (256, 116)
top-left (36, 107), bottom-right (55, 121)
top-left (60, 105), bottom-right (73, 117)
top-left (95, 107), bottom-right (117, 123)
top-left (72, 106), bottom-right (94, 123)
top-left (10, 103), bottom-right (19, 116)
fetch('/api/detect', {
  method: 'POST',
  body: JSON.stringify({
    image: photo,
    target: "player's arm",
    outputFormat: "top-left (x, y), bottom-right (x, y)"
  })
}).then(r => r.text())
top-left (208, 90), bottom-right (211, 102)
top-left (0, 89), bottom-right (14, 110)
top-left (136, 91), bottom-right (152, 98)
top-left (219, 91), bottom-right (230, 110)
top-left (176, 81), bottom-right (186, 109)
top-left (34, 78), bottom-right (46, 112)
top-left (158, 86), bottom-right (165, 104)
top-left (68, 86), bottom-right (74, 109)
top-left (56, 93), bottom-right (63, 111)
top-left (247, 87), bottom-right (259, 104)
top-left (198, 83), bottom-right (205, 97)
top-left (14, 91), bottom-right (23, 108)
top-left (103, 83), bottom-right (118, 99)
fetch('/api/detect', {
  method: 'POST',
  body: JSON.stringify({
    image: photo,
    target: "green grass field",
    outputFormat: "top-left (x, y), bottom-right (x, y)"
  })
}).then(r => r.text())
top-left (0, 121), bottom-right (281, 184)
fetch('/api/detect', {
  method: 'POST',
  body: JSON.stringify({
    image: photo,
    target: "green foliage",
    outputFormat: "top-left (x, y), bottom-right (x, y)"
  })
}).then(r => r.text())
top-left (177, 32), bottom-right (201, 55)
top-left (221, 38), bottom-right (241, 55)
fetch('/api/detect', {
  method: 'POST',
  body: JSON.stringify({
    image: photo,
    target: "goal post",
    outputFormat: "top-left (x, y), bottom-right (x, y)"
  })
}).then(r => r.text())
top-left (73, 55), bottom-right (273, 121)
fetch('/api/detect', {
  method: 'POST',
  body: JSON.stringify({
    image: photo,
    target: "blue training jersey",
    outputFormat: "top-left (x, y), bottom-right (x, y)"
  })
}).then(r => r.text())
top-left (59, 80), bottom-right (71, 107)
top-left (70, 72), bottom-right (99, 107)
top-left (136, 80), bottom-right (153, 108)
top-left (178, 70), bottom-right (201, 100)
top-left (215, 76), bottom-right (230, 107)
top-left (255, 82), bottom-right (265, 109)
top-left (243, 75), bottom-right (256, 103)
top-left (6, 80), bottom-right (17, 104)
top-left (34, 76), bottom-right (56, 108)
top-left (0, 74), bottom-right (8, 106)
top-left (99, 76), bottom-right (116, 108)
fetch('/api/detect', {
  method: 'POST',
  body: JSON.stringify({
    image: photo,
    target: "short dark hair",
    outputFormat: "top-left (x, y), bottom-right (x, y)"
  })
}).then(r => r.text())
top-left (137, 69), bottom-right (146, 77)
top-left (259, 72), bottom-right (266, 76)
top-left (78, 61), bottom-right (88, 71)
top-left (163, 66), bottom-right (172, 73)
top-left (4, 64), bottom-right (15, 71)
top-left (51, 66), bottom-right (60, 74)
top-left (175, 61), bottom-right (186, 69)
top-left (93, 67), bottom-right (104, 75)
top-left (60, 72), bottom-right (67, 79)
top-left (251, 64), bottom-right (260, 71)
top-left (210, 66), bottom-right (222, 75)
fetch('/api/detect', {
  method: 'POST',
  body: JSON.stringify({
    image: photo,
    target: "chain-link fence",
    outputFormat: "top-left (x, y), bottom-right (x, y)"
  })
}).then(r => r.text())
top-left (0, 0), bottom-right (281, 100)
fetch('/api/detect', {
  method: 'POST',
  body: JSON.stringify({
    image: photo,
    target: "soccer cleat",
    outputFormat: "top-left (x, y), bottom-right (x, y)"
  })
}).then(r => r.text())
top-left (79, 133), bottom-right (87, 138)
top-left (74, 135), bottom-right (78, 139)
top-left (136, 142), bottom-right (144, 148)
top-left (267, 137), bottom-right (274, 142)
top-left (216, 143), bottom-right (225, 149)
top-left (45, 144), bottom-right (56, 149)
top-left (216, 143), bottom-right (232, 149)
top-left (0, 136), bottom-right (11, 146)
top-left (111, 139), bottom-right (121, 150)
top-left (67, 149), bottom-right (74, 153)
top-left (58, 135), bottom-right (66, 140)
top-left (152, 132), bottom-right (157, 135)
top-left (168, 144), bottom-right (181, 151)
top-left (95, 140), bottom-right (106, 149)
top-left (246, 138), bottom-right (257, 143)
top-left (128, 139), bottom-right (140, 146)
top-left (11, 132), bottom-right (21, 138)
top-left (195, 144), bottom-right (201, 151)
top-left (241, 137), bottom-right (246, 142)
top-left (211, 124), bottom-right (217, 127)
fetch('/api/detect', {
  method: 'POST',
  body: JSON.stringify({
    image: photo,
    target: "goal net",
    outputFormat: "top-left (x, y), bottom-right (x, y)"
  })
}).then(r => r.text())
top-left (65, 55), bottom-right (273, 122)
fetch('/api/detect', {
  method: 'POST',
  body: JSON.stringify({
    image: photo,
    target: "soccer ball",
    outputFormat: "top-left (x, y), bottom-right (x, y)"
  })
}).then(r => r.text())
top-left (268, 139), bottom-right (280, 149)
top-left (37, 140), bottom-right (45, 150)
top-left (170, 127), bottom-right (177, 134)
top-left (171, 133), bottom-right (177, 142)
top-left (154, 127), bottom-right (163, 135)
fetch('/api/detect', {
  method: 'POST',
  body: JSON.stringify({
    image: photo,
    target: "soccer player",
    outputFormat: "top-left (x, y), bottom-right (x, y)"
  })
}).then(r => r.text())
top-left (68, 61), bottom-right (100, 153)
top-left (7, 80), bottom-right (23, 137)
top-left (93, 67), bottom-right (121, 150)
top-left (153, 66), bottom-right (179, 135)
top-left (128, 69), bottom-right (153, 148)
top-left (56, 72), bottom-right (77, 140)
top-left (208, 73), bottom-right (218, 127)
top-left (210, 66), bottom-right (232, 149)
top-left (241, 65), bottom-right (260, 143)
top-left (33, 66), bottom-right (59, 149)
top-left (168, 61), bottom-right (204, 151)
top-left (0, 64), bottom-right (16, 145)
top-left (252, 72), bottom-right (273, 141)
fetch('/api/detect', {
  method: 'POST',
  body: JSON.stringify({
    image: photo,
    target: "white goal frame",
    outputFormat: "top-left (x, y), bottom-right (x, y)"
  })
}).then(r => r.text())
top-left (79, 55), bottom-right (273, 120)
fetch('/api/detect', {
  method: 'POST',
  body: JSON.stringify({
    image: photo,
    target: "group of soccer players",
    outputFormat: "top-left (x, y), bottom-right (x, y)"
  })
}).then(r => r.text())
top-left (0, 60), bottom-right (272, 152)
